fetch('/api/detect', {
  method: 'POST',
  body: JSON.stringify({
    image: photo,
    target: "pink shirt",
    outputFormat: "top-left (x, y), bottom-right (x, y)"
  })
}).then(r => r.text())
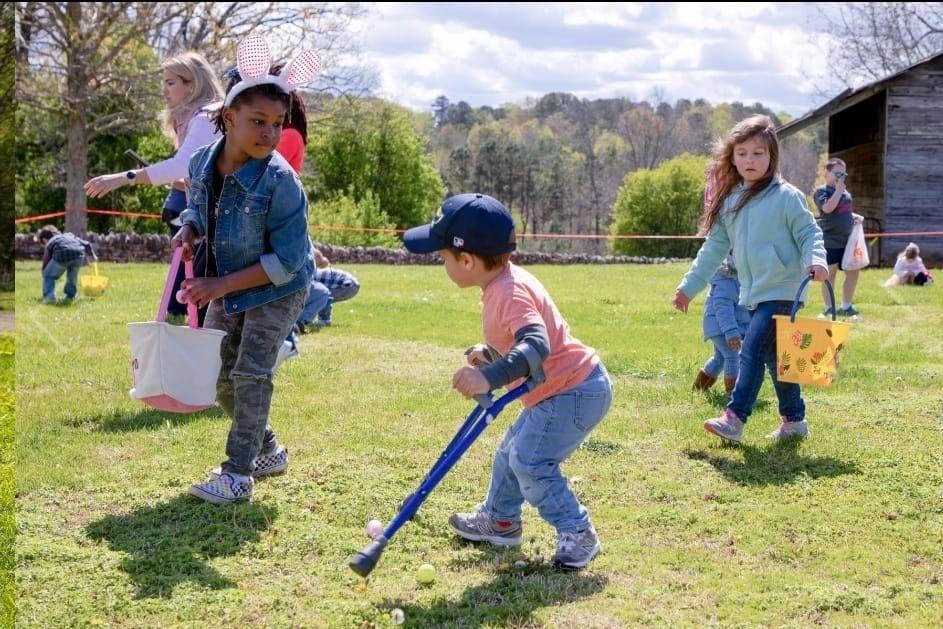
top-left (481, 263), bottom-right (599, 408)
top-left (276, 128), bottom-right (305, 174)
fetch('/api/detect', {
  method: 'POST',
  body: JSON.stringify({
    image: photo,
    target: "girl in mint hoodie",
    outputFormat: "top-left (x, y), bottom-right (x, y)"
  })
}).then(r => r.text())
top-left (673, 115), bottom-right (827, 443)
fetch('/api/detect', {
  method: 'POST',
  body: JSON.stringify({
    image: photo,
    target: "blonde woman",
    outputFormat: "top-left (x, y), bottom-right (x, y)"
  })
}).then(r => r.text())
top-left (85, 51), bottom-right (224, 231)
top-left (85, 52), bottom-right (224, 320)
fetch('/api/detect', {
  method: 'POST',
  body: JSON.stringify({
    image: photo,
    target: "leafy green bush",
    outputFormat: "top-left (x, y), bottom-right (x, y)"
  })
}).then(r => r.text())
top-left (307, 190), bottom-right (401, 248)
top-left (610, 153), bottom-right (709, 258)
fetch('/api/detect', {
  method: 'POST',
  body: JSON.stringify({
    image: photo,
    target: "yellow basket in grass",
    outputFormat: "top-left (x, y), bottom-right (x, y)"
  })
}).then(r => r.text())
top-left (773, 277), bottom-right (852, 387)
top-left (79, 261), bottom-right (109, 297)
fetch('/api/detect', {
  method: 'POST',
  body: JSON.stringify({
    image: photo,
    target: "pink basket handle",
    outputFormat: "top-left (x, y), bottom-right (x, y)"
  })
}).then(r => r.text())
top-left (157, 247), bottom-right (198, 328)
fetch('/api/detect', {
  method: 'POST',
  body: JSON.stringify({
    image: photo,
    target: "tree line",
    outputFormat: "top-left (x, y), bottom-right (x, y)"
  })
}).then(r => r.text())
top-left (12, 2), bottom-right (939, 258)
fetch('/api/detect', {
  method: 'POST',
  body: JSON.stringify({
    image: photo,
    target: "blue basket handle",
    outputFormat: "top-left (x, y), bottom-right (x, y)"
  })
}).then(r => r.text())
top-left (790, 274), bottom-right (835, 322)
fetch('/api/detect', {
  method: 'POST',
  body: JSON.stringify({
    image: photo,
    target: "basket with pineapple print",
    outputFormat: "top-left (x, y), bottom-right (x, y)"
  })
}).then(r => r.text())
top-left (773, 276), bottom-right (852, 387)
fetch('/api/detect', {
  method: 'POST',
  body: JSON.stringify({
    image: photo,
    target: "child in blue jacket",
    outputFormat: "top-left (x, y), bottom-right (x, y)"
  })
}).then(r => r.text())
top-left (693, 254), bottom-right (750, 399)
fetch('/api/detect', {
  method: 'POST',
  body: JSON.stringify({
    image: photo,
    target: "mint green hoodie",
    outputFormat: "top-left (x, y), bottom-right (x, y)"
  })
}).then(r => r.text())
top-left (678, 178), bottom-right (827, 310)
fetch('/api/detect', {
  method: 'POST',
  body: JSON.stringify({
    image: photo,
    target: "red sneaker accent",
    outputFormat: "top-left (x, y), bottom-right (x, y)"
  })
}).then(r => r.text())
top-left (496, 520), bottom-right (512, 529)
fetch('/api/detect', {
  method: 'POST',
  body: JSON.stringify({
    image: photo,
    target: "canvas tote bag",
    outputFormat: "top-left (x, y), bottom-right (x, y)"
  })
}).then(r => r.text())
top-left (128, 247), bottom-right (225, 412)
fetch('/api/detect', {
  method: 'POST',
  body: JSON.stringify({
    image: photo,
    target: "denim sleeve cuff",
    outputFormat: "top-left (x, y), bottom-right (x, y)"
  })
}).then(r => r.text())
top-left (260, 252), bottom-right (294, 286)
top-left (724, 330), bottom-right (741, 342)
top-left (179, 213), bottom-right (202, 237)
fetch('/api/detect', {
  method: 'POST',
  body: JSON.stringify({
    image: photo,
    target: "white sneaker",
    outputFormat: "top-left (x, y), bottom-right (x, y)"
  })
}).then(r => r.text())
top-left (274, 339), bottom-right (299, 370)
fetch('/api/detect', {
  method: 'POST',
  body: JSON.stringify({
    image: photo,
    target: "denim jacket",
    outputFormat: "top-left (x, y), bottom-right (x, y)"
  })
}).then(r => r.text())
top-left (180, 138), bottom-right (314, 315)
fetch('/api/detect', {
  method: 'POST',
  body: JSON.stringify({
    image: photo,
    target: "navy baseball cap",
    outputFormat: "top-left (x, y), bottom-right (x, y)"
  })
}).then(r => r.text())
top-left (403, 193), bottom-right (516, 256)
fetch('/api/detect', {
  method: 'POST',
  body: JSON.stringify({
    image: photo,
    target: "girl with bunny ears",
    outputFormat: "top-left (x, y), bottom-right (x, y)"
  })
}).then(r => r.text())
top-left (172, 35), bottom-right (322, 505)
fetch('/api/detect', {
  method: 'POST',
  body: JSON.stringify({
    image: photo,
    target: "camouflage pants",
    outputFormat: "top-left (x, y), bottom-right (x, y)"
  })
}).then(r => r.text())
top-left (204, 288), bottom-right (307, 475)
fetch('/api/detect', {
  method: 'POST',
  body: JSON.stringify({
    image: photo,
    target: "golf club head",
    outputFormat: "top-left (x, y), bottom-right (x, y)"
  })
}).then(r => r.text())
top-left (348, 535), bottom-right (389, 578)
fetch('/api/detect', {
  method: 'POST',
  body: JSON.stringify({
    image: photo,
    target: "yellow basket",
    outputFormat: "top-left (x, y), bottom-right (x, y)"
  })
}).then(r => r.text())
top-left (79, 261), bottom-right (109, 297)
top-left (773, 278), bottom-right (852, 387)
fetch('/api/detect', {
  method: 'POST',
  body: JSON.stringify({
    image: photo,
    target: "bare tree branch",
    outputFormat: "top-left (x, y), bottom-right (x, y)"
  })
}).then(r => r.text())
top-left (814, 3), bottom-right (943, 86)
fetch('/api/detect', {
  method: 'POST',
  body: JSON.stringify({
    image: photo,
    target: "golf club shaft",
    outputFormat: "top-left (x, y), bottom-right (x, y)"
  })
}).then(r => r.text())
top-left (381, 383), bottom-right (530, 541)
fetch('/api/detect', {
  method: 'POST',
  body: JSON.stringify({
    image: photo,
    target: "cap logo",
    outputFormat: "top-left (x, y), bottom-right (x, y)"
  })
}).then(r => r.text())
top-left (453, 236), bottom-right (465, 248)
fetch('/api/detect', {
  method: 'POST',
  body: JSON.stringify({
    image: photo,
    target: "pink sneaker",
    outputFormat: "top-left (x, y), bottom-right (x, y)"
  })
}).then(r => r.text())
top-left (704, 408), bottom-right (745, 443)
top-left (766, 419), bottom-right (810, 440)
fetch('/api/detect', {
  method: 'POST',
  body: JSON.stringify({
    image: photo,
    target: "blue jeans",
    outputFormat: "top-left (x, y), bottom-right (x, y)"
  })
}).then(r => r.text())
top-left (728, 300), bottom-right (805, 423)
top-left (703, 335), bottom-right (740, 379)
top-left (483, 363), bottom-right (613, 533)
top-left (298, 281), bottom-right (360, 323)
top-left (42, 259), bottom-right (82, 301)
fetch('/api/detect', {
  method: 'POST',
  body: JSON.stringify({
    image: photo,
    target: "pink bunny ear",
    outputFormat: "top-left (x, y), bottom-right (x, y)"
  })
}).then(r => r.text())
top-left (237, 35), bottom-right (272, 79)
top-left (283, 49), bottom-right (322, 88)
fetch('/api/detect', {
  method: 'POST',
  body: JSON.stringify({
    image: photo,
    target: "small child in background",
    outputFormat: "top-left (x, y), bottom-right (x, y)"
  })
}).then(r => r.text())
top-left (37, 225), bottom-right (93, 303)
top-left (693, 253), bottom-right (750, 400)
top-left (885, 242), bottom-right (933, 287)
top-left (295, 249), bottom-right (361, 332)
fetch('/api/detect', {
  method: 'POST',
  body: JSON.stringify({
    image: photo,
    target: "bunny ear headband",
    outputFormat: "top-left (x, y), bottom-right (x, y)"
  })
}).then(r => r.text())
top-left (223, 35), bottom-right (321, 107)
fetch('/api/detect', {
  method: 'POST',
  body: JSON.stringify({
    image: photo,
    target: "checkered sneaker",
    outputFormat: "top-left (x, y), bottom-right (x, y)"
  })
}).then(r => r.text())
top-left (189, 472), bottom-right (254, 505)
top-left (210, 444), bottom-right (289, 480)
top-left (252, 444), bottom-right (289, 477)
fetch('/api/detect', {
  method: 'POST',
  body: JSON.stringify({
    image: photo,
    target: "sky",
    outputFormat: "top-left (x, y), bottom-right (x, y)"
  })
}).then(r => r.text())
top-left (353, 2), bottom-right (838, 118)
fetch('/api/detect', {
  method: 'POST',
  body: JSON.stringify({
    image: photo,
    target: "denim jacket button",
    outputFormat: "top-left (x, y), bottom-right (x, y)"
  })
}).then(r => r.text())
top-left (244, 207), bottom-right (250, 213)
top-left (225, 210), bottom-right (230, 214)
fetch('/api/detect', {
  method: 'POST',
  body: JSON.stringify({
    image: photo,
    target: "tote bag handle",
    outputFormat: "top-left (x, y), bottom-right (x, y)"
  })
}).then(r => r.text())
top-left (156, 247), bottom-right (198, 328)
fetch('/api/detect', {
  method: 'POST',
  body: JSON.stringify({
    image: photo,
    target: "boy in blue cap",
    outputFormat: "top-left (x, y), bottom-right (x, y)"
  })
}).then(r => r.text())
top-left (403, 193), bottom-right (613, 570)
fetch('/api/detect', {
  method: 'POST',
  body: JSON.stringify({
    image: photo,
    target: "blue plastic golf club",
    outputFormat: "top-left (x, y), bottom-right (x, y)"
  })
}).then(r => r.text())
top-left (348, 380), bottom-right (538, 578)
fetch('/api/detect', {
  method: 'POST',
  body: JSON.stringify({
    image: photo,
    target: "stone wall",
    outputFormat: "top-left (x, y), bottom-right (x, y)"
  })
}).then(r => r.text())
top-left (15, 233), bottom-right (689, 266)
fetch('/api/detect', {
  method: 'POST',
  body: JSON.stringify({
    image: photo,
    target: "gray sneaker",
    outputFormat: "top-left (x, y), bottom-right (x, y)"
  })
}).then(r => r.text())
top-left (766, 420), bottom-right (810, 440)
top-left (189, 472), bottom-right (254, 505)
top-left (704, 408), bottom-right (745, 443)
top-left (210, 444), bottom-right (288, 479)
top-left (552, 526), bottom-right (602, 570)
top-left (449, 507), bottom-right (522, 546)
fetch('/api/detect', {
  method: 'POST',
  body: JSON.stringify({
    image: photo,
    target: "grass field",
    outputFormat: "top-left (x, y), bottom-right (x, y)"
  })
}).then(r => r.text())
top-left (14, 260), bottom-right (943, 626)
top-left (0, 334), bottom-right (13, 628)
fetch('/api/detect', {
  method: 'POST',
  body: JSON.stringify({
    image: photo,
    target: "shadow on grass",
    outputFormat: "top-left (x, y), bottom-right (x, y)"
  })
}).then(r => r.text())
top-left (85, 494), bottom-right (277, 598)
top-left (71, 406), bottom-right (226, 433)
top-left (683, 439), bottom-right (860, 486)
top-left (382, 563), bottom-right (607, 626)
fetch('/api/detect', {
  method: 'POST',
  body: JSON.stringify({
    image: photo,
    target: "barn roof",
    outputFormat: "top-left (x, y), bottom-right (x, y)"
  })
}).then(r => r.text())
top-left (777, 51), bottom-right (943, 139)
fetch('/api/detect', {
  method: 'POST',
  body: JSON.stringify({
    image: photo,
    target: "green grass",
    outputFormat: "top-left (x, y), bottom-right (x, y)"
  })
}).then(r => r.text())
top-left (0, 334), bottom-right (12, 628)
top-left (14, 260), bottom-right (943, 626)
top-left (0, 291), bottom-right (12, 311)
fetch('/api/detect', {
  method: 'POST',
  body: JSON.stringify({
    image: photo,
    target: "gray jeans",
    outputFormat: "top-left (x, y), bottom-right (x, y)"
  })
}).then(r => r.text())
top-left (204, 288), bottom-right (307, 475)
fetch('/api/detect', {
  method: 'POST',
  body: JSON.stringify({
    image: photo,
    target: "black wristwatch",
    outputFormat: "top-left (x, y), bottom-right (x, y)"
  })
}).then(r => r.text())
top-left (125, 170), bottom-right (137, 182)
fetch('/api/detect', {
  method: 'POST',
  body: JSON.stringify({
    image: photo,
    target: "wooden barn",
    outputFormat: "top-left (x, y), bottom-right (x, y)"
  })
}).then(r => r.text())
top-left (778, 52), bottom-right (943, 266)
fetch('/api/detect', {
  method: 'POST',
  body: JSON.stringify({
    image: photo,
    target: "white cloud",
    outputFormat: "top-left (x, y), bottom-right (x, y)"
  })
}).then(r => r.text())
top-left (356, 2), bottom-right (837, 116)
